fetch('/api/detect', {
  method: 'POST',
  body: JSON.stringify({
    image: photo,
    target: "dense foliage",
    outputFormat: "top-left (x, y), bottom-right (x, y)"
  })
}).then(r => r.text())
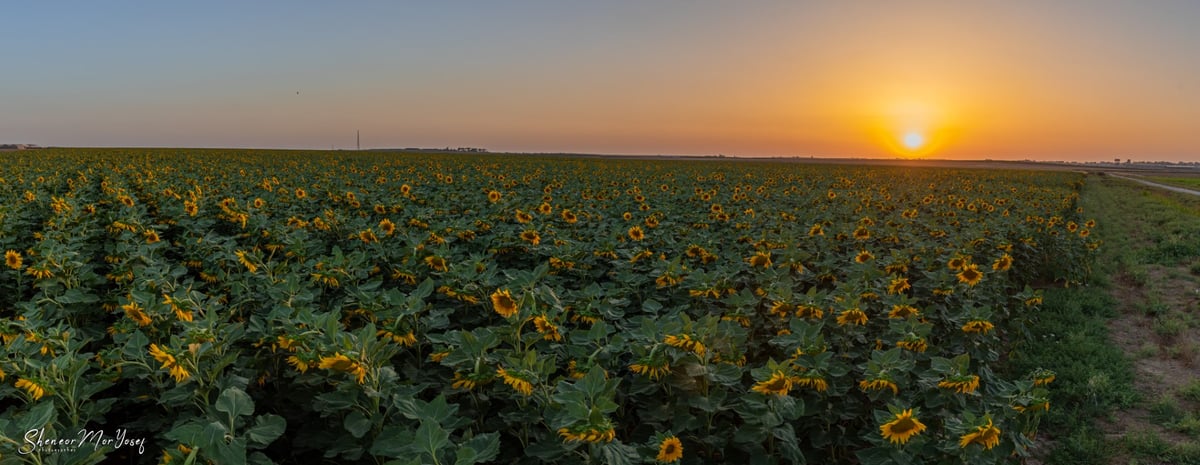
top-left (0, 149), bottom-right (1098, 464)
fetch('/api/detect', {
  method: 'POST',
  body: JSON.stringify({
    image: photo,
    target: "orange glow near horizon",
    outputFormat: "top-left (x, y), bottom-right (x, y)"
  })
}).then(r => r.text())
top-left (866, 99), bottom-right (958, 158)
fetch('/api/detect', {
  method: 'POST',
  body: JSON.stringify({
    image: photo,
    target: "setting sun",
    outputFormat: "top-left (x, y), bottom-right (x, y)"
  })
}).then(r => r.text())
top-left (903, 132), bottom-right (925, 150)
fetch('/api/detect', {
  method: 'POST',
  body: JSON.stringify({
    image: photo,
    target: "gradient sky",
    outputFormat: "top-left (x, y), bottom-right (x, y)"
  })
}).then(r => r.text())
top-left (3, 1), bottom-right (1199, 161)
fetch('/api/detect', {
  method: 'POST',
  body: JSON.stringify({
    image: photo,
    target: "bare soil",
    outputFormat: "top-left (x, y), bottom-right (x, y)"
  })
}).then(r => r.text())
top-left (1102, 263), bottom-right (1200, 463)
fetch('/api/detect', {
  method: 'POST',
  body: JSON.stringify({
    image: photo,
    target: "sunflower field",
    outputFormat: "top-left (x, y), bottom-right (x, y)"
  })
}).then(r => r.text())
top-left (0, 149), bottom-right (1098, 464)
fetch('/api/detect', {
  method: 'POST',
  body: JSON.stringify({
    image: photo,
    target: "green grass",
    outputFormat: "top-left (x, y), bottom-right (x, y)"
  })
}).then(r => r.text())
top-left (1148, 177), bottom-right (1200, 191)
top-left (1151, 395), bottom-right (1185, 424)
top-left (1180, 379), bottom-right (1200, 403)
top-left (1013, 175), bottom-right (1200, 464)
top-left (1010, 283), bottom-right (1137, 465)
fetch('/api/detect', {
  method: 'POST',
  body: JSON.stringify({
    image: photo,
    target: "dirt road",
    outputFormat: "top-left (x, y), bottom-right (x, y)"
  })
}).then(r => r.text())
top-left (1109, 174), bottom-right (1200, 197)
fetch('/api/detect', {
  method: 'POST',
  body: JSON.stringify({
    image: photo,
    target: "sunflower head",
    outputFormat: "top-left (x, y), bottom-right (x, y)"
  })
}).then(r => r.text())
top-left (655, 435), bottom-right (683, 463)
top-left (880, 408), bottom-right (926, 445)
top-left (628, 226), bottom-right (645, 241)
top-left (836, 308), bottom-right (868, 326)
top-left (853, 227), bottom-right (871, 240)
top-left (751, 370), bottom-right (792, 396)
top-left (520, 230), bottom-right (541, 246)
top-left (4, 250), bottom-right (22, 270)
top-left (957, 264), bottom-right (983, 286)
top-left (424, 255), bottom-right (449, 272)
top-left (748, 252), bottom-right (772, 268)
top-left (958, 416), bottom-right (1002, 450)
top-left (379, 218), bottom-right (396, 236)
top-left (992, 254), bottom-right (1013, 271)
top-left (490, 289), bottom-right (519, 318)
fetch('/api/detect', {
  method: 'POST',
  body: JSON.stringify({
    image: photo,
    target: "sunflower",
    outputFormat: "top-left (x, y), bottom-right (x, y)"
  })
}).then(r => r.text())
top-left (880, 409), bottom-right (926, 445)
top-left (622, 212), bottom-right (633, 221)
top-left (836, 308), bottom-right (868, 326)
top-left (26, 265), bottom-right (54, 280)
top-left (887, 277), bottom-right (910, 295)
top-left (318, 353), bottom-right (367, 384)
top-left (4, 250), bottom-right (22, 270)
top-left (947, 257), bottom-right (966, 270)
top-left (287, 355), bottom-right (310, 373)
top-left (424, 255), bottom-right (448, 272)
top-left (888, 305), bottom-right (920, 319)
top-left (561, 210), bottom-right (578, 224)
top-left (628, 226), bottom-right (645, 241)
top-left (515, 210), bottom-right (533, 223)
top-left (747, 251), bottom-right (772, 268)
top-left (992, 254), bottom-right (1013, 271)
top-left (122, 302), bottom-right (152, 326)
top-left (655, 273), bottom-right (682, 288)
top-left (15, 378), bottom-right (47, 400)
top-left (794, 374), bottom-right (829, 392)
top-left (896, 337), bottom-right (927, 353)
top-left (956, 264), bottom-right (983, 286)
top-left (311, 271), bottom-right (340, 288)
top-left (959, 417), bottom-right (1001, 450)
top-left (859, 378), bottom-right (899, 395)
top-left (451, 372), bottom-right (493, 390)
top-left (853, 226), bottom-right (871, 241)
top-left (148, 344), bottom-right (191, 383)
top-left (490, 289), bottom-right (519, 318)
top-left (795, 304), bottom-right (824, 319)
top-left (630, 360), bottom-right (671, 380)
top-left (496, 367), bottom-right (534, 396)
top-left (938, 375), bottom-right (980, 394)
top-left (961, 320), bottom-right (995, 334)
top-left (235, 250), bottom-right (258, 273)
top-left (558, 426), bottom-right (616, 443)
top-left (663, 334), bottom-right (706, 356)
top-left (1032, 369), bottom-right (1056, 386)
top-left (531, 315), bottom-right (562, 341)
top-left (536, 202), bottom-right (553, 215)
top-left (520, 230), bottom-right (541, 246)
top-left (808, 224), bottom-right (824, 236)
top-left (769, 301), bottom-right (795, 318)
top-left (378, 218), bottom-right (396, 236)
top-left (379, 329), bottom-right (418, 347)
top-left (183, 200), bottom-right (199, 216)
top-left (656, 436), bottom-right (683, 463)
top-left (854, 250), bottom-right (874, 263)
top-left (487, 190), bottom-right (502, 203)
top-left (751, 370), bottom-right (792, 396)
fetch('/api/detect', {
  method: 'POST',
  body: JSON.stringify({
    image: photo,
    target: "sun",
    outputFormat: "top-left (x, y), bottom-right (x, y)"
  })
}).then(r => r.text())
top-left (902, 132), bottom-right (925, 150)
top-left (866, 98), bottom-right (955, 158)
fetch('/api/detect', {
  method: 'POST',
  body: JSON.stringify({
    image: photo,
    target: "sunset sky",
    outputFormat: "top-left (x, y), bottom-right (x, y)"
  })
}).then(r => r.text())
top-left (3, 2), bottom-right (1198, 161)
